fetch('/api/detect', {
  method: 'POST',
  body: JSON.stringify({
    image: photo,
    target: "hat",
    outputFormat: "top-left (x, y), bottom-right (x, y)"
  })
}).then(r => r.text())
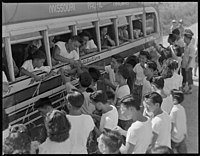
top-left (184, 29), bottom-right (194, 37)
top-left (90, 90), bottom-right (107, 104)
top-left (172, 20), bottom-right (176, 23)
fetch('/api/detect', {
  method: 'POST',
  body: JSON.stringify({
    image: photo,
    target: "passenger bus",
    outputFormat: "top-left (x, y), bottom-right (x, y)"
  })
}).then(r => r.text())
top-left (2, 2), bottom-right (163, 129)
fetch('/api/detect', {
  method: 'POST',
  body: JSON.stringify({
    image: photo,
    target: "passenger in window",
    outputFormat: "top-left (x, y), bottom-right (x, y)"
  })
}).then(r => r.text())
top-left (100, 27), bottom-right (115, 50)
top-left (118, 25), bottom-right (129, 44)
top-left (79, 31), bottom-right (98, 55)
top-left (48, 36), bottom-right (59, 66)
top-left (20, 50), bottom-right (51, 82)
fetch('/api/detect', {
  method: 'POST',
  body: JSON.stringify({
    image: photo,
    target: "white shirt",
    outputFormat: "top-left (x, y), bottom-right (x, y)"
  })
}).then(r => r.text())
top-left (151, 111), bottom-right (171, 148)
top-left (39, 137), bottom-right (72, 154)
top-left (170, 104), bottom-right (187, 143)
top-left (66, 114), bottom-right (95, 154)
top-left (142, 77), bottom-right (152, 98)
top-left (175, 38), bottom-right (185, 48)
top-left (21, 60), bottom-right (51, 73)
top-left (2, 71), bottom-right (8, 82)
top-left (105, 65), bottom-right (117, 86)
top-left (133, 63), bottom-right (145, 86)
top-left (161, 94), bottom-right (174, 114)
top-left (86, 39), bottom-right (97, 49)
top-left (99, 105), bottom-right (118, 132)
top-left (55, 41), bottom-right (79, 60)
top-left (126, 119), bottom-right (153, 154)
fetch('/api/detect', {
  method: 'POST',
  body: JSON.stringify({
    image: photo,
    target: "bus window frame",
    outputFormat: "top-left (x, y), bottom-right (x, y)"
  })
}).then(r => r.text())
top-left (132, 13), bottom-right (145, 40)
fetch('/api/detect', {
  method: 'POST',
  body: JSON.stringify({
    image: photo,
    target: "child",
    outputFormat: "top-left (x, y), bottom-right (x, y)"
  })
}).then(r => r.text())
top-left (90, 90), bottom-right (118, 132)
top-left (65, 90), bottom-right (97, 154)
top-left (170, 89), bottom-right (187, 153)
top-left (114, 95), bottom-right (153, 154)
top-left (133, 51), bottom-right (151, 104)
top-left (20, 50), bottom-right (52, 82)
top-left (97, 129), bottom-right (123, 154)
top-left (38, 110), bottom-right (72, 154)
top-left (143, 92), bottom-right (171, 148)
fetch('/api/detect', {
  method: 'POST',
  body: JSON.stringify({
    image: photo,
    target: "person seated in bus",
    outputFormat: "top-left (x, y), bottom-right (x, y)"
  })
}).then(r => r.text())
top-left (100, 27), bottom-right (115, 50)
top-left (49, 36), bottom-right (59, 66)
top-left (118, 25), bottom-right (129, 44)
top-left (79, 31), bottom-right (98, 56)
top-left (20, 50), bottom-right (52, 82)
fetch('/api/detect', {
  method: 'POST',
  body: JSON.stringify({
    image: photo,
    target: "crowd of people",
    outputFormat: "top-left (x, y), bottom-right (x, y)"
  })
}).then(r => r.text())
top-left (3, 22), bottom-right (198, 154)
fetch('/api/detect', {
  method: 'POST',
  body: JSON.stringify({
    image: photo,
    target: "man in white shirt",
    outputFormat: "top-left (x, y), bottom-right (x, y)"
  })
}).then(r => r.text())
top-left (114, 95), bottom-right (153, 154)
top-left (143, 92), bottom-right (171, 148)
top-left (90, 90), bottom-right (118, 132)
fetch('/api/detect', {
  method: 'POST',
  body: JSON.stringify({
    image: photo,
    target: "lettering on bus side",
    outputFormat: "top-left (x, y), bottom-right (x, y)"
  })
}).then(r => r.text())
top-left (112, 2), bottom-right (130, 6)
top-left (49, 3), bottom-right (76, 13)
top-left (81, 55), bottom-right (101, 65)
top-left (87, 2), bottom-right (103, 10)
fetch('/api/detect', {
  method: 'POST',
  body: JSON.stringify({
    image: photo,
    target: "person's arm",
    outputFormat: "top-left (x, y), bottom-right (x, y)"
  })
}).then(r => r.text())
top-left (120, 142), bottom-right (135, 154)
top-left (107, 35), bottom-right (115, 46)
top-left (20, 67), bottom-right (42, 82)
top-left (114, 126), bottom-right (127, 137)
top-left (104, 78), bottom-right (117, 90)
top-left (93, 126), bottom-right (101, 138)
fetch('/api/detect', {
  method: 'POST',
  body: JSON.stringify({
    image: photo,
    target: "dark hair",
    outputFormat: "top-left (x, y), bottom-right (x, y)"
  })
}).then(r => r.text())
top-left (3, 109), bottom-right (9, 131)
top-left (144, 92), bottom-right (163, 106)
top-left (111, 54), bottom-right (124, 64)
top-left (166, 58), bottom-right (178, 71)
top-left (79, 71), bottom-right (92, 88)
top-left (123, 63), bottom-right (135, 93)
top-left (119, 95), bottom-right (140, 110)
top-left (151, 76), bottom-right (165, 89)
top-left (145, 60), bottom-right (157, 71)
top-left (66, 90), bottom-right (85, 108)
top-left (90, 90), bottom-right (107, 104)
top-left (101, 130), bottom-right (123, 153)
top-left (106, 90), bottom-right (115, 100)
top-left (171, 89), bottom-right (184, 104)
top-left (168, 34), bottom-right (177, 43)
top-left (146, 145), bottom-right (174, 154)
top-left (46, 110), bottom-right (71, 142)
top-left (139, 50), bottom-right (151, 60)
top-left (32, 50), bottom-right (46, 60)
top-left (88, 67), bottom-right (101, 82)
top-left (175, 45), bottom-right (182, 57)
top-left (80, 31), bottom-right (92, 40)
top-left (172, 28), bottom-right (180, 36)
top-left (34, 97), bottom-right (52, 109)
top-left (184, 34), bottom-right (192, 40)
top-left (69, 35), bottom-right (81, 43)
top-left (117, 64), bottom-right (130, 80)
top-left (124, 55), bottom-right (138, 68)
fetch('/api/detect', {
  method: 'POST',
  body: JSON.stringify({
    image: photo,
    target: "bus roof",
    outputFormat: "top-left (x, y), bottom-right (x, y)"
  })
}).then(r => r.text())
top-left (2, 2), bottom-right (158, 25)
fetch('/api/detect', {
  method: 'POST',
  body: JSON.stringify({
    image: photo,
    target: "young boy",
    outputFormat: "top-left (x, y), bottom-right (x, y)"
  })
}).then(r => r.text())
top-left (143, 92), bottom-right (171, 148)
top-left (90, 90), bottom-right (118, 132)
top-left (114, 95), bottom-right (153, 154)
top-left (97, 129), bottom-right (123, 154)
top-left (170, 89), bottom-right (187, 153)
top-left (66, 90), bottom-right (97, 154)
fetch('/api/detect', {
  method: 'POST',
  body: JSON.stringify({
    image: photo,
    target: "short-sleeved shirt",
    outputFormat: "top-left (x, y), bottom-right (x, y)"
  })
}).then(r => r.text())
top-left (170, 104), bottom-right (187, 143)
top-left (105, 65), bottom-right (117, 86)
top-left (182, 41), bottom-right (196, 68)
top-left (126, 119), bottom-right (153, 153)
top-left (85, 39), bottom-right (97, 49)
top-left (114, 84), bottom-right (130, 105)
top-left (151, 111), bottom-right (171, 148)
top-left (161, 94), bottom-right (174, 114)
top-left (99, 105), bottom-right (118, 132)
top-left (21, 60), bottom-right (51, 73)
top-left (133, 63), bottom-right (145, 86)
top-left (55, 41), bottom-right (79, 60)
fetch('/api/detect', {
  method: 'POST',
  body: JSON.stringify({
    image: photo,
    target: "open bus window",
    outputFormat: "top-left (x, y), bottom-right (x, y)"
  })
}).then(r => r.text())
top-left (132, 14), bottom-right (144, 39)
top-left (118, 16), bottom-right (130, 45)
top-left (146, 13), bottom-right (157, 35)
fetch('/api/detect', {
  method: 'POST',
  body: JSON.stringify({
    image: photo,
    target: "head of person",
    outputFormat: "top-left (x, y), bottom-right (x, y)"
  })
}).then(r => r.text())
top-left (106, 90), bottom-right (115, 105)
top-left (179, 19), bottom-right (183, 26)
top-left (150, 76), bottom-right (165, 91)
top-left (90, 90), bottom-right (108, 111)
top-left (68, 35), bottom-right (81, 50)
top-left (31, 39), bottom-right (42, 49)
top-left (168, 33), bottom-right (177, 45)
top-left (184, 29), bottom-right (194, 44)
top-left (143, 60), bottom-right (158, 79)
top-left (124, 55), bottom-right (138, 69)
top-left (119, 95), bottom-right (141, 121)
top-left (66, 90), bottom-right (85, 111)
top-left (34, 97), bottom-right (53, 117)
top-left (143, 92), bottom-right (163, 116)
top-left (101, 27), bottom-right (108, 36)
top-left (171, 89), bottom-right (184, 105)
top-left (79, 71), bottom-right (92, 88)
top-left (115, 64), bottom-right (130, 86)
top-left (80, 31), bottom-right (92, 43)
top-left (3, 109), bottom-right (9, 131)
top-left (97, 129), bottom-right (123, 154)
top-left (3, 124), bottom-right (32, 154)
top-left (149, 49), bottom-right (159, 59)
top-left (172, 28), bottom-right (180, 38)
top-left (49, 36), bottom-right (55, 48)
top-left (139, 50), bottom-right (151, 66)
top-left (31, 50), bottom-right (46, 68)
top-left (45, 110), bottom-right (71, 142)
top-left (146, 145), bottom-right (174, 154)
top-left (88, 67), bottom-right (101, 83)
top-left (111, 54), bottom-right (124, 70)
top-left (166, 58), bottom-right (179, 71)
top-left (172, 19), bottom-right (177, 26)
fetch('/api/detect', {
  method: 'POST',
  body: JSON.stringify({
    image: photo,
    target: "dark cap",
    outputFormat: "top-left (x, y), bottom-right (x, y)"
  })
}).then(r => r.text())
top-left (144, 60), bottom-right (157, 71)
top-left (34, 97), bottom-right (52, 109)
top-left (184, 29), bottom-right (194, 37)
top-left (90, 90), bottom-right (107, 104)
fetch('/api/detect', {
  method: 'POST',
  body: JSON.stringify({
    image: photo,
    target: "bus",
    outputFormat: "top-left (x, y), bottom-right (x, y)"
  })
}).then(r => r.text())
top-left (2, 2), bottom-right (162, 129)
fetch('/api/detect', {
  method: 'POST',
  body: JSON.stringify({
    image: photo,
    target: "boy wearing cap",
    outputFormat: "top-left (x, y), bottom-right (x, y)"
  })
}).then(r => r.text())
top-left (182, 29), bottom-right (196, 94)
top-left (170, 89), bottom-right (187, 153)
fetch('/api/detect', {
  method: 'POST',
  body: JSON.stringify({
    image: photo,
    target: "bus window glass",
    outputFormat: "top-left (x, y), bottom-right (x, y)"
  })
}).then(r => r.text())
top-left (132, 14), bottom-right (144, 39)
top-left (146, 12), bottom-right (157, 35)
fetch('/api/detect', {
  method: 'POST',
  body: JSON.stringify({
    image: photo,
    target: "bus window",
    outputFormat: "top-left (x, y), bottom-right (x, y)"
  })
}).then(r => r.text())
top-left (146, 13), bottom-right (157, 35)
top-left (132, 14), bottom-right (144, 39)
top-left (118, 16), bottom-right (130, 45)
